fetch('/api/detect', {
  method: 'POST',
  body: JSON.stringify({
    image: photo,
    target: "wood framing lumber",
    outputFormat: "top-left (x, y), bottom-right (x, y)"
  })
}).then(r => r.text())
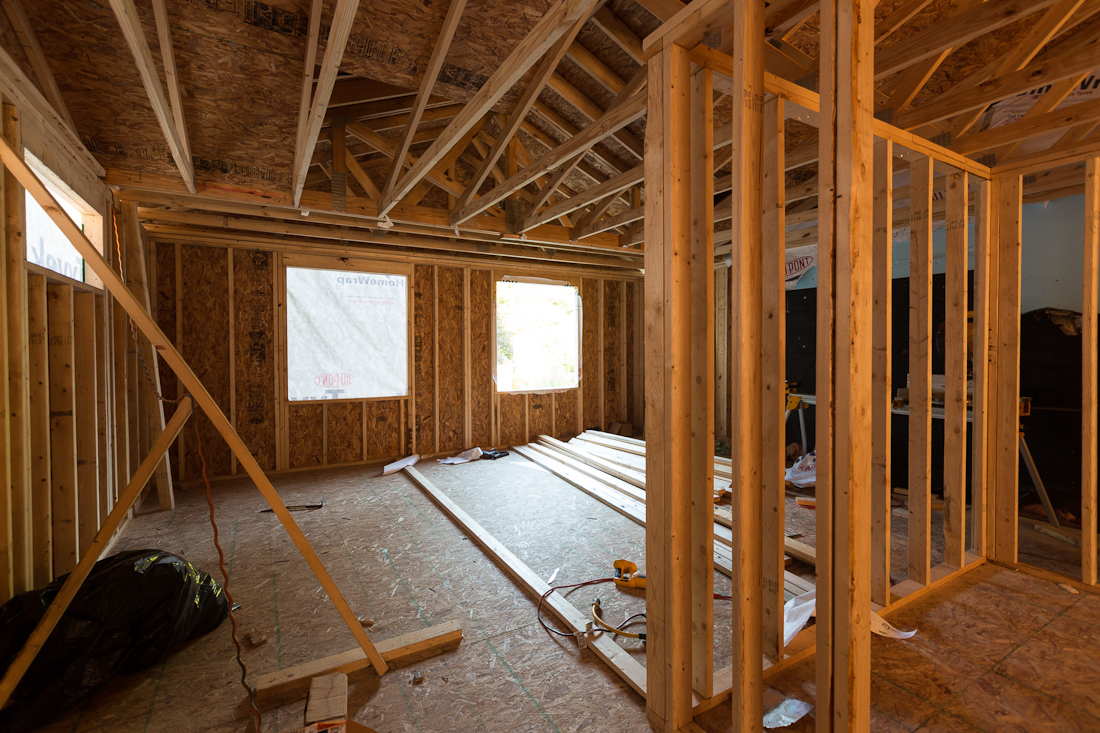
top-left (254, 620), bottom-right (464, 708)
top-left (380, 0), bottom-right (601, 216)
top-left (0, 132), bottom-right (391, 679)
top-left (401, 466), bottom-right (647, 696)
top-left (994, 174), bottom-right (1022, 562)
top-left (294, 0), bottom-right (323, 164)
top-left (150, 0), bottom-right (190, 176)
top-left (641, 0), bottom-right (729, 59)
top-left (819, 0), bottom-right (875, 727)
top-left (908, 155), bottom-right (934, 586)
top-left (728, 0), bottom-right (765, 728)
top-left (452, 15), bottom-right (590, 224)
top-left (944, 171), bottom-right (968, 570)
top-left (894, 40), bottom-right (1100, 130)
top-left (0, 397), bottom-right (193, 709)
top-left (991, 137), bottom-right (1100, 177)
top-left (871, 139), bottom-right (893, 606)
top-left (0, 0), bottom-right (75, 131)
top-left (46, 283), bottom-right (77, 578)
top-left (519, 164), bottom-right (644, 232)
top-left (290, 0), bottom-right (361, 206)
top-left (950, 97), bottom-right (1100, 157)
top-left (971, 179), bottom-right (991, 557)
top-left (450, 90), bottom-right (646, 225)
top-left (380, 0), bottom-right (468, 204)
top-left (874, 0), bottom-right (1060, 80)
top-left (874, 0), bottom-right (933, 45)
top-left (592, 6), bottom-right (643, 63)
top-left (108, 0), bottom-right (196, 194)
top-left (765, 0), bottom-right (820, 38)
top-left (1084, 156), bottom-right (1099, 586)
top-left (346, 122), bottom-right (464, 197)
top-left (573, 205), bottom-right (644, 240)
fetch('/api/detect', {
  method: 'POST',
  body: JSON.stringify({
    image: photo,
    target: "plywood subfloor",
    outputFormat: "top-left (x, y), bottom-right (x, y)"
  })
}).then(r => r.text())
top-left (697, 562), bottom-right (1100, 732)
top-left (35, 454), bottom-right (731, 732)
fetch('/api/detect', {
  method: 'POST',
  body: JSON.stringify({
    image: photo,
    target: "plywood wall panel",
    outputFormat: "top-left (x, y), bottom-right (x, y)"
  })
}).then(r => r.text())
top-left (469, 270), bottom-right (492, 448)
top-left (326, 402), bottom-right (363, 465)
top-left (603, 280), bottom-right (624, 425)
top-left (582, 278), bottom-right (600, 430)
top-left (181, 245), bottom-right (230, 476)
top-left (528, 393), bottom-right (552, 442)
top-left (554, 390), bottom-right (577, 440)
top-left (288, 403), bottom-right (324, 469)
top-left (498, 393), bottom-right (525, 448)
top-left (364, 400), bottom-right (402, 460)
top-left (233, 249), bottom-right (275, 471)
top-left (436, 267), bottom-right (465, 453)
top-left (413, 265), bottom-right (435, 453)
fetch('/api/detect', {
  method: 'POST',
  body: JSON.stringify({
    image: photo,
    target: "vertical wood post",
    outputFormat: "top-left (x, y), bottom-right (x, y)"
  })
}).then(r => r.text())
top-left (944, 171), bottom-right (969, 569)
top-left (993, 173), bottom-right (1022, 563)
top-left (73, 292), bottom-right (99, 557)
top-left (688, 65), bottom-right (715, 698)
top-left (871, 139), bottom-right (892, 606)
top-left (643, 40), bottom-right (693, 733)
top-left (1084, 157), bottom-right (1099, 585)
top-left (1, 99), bottom-right (24, 595)
top-left (730, 0), bottom-right (765, 728)
top-left (819, 0), bottom-right (875, 729)
top-left (94, 296), bottom-right (112, 525)
top-left (27, 274), bottom-right (50, 585)
top-left (761, 94), bottom-right (786, 661)
top-left (46, 283), bottom-right (78, 577)
top-left (908, 155), bottom-right (933, 586)
top-left (971, 179), bottom-right (991, 557)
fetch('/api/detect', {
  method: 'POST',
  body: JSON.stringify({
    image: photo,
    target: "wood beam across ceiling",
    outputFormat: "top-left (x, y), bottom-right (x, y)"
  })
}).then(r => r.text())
top-left (290, 0), bottom-right (362, 207)
top-left (449, 8), bottom-right (592, 229)
top-left (450, 82), bottom-right (647, 226)
top-left (378, 0), bottom-right (603, 217)
top-left (108, 0), bottom-right (196, 193)
top-left (379, 0), bottom-right (468, 208)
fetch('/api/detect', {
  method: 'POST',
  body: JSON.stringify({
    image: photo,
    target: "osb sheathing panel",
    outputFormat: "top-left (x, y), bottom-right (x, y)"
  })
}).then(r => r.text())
top-left (326, 401), bottom-right (363, 465)
top-left (527, 393), bottom-right (552, 443)
top-left (154, 242), bottom-right (179, 481)
top-left (181, 244), bottom-right (231, 476)
top-left (18, 0), bottom-right (571, 191)
top-left (625, 280), bottom-right (635, 427)
top-left (436, 267), bottom-right (464, 453)
top-left (554, 389), bottom-right (577, 440)
top-left (288, 403), bottom-right (323, 468)
top-left (581, 278), bottom-right (599, 430)
top-left (413, 264), bottom-right (434, 453)
top-left (24, 0), bottom-right (299, 189)
top-left (603, 280), bottom-right (623, 425)
top-left (233, 249), bottom-right (275, 471)
top-left (364, 399), bottom-right (402, 460)
top-left (469, 269), bottom-right (492, 449)
top-left (498, 393), bottom-right (525, 448)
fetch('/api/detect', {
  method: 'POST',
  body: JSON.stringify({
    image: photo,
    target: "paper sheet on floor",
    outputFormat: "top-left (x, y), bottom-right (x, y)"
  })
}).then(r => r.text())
top-left (783, 588), bottom-right (917, 644)
top-left (384, 454), bottom-right (420, 475)
top-left (763, 697), bottom-right (813, 728)
top-left (870, 612), bottom-right (917, 639)
top-left (438, 447), bottom-right (483, 465)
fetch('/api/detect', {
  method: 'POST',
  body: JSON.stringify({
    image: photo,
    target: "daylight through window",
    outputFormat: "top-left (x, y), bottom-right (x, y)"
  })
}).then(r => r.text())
top-left (495, 279), bottom-right (579, 392)
top-left (286, 266), bottom-right (409, 401)
top-left (25, 187), bottom-right (84, 282)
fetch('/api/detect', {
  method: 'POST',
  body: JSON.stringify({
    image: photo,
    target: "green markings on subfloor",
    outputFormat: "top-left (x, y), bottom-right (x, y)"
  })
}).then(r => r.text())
top-left (266, 517), bottom-right (283, 669)
top-left (142, 660), bottom-right (168, 733)
top-left (486, 639), bottom-right (561, 733)
top-left (315, 486), bottom-right (378, 624)
top-left (381, 547), bottom-right (430, 627)
top-left (396, 681), bottom-right (425, 733)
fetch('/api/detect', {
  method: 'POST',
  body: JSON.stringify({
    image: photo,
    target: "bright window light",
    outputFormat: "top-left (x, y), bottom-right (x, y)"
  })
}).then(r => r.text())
top-left (286, 267), bottom-right (408, 401)
top-left (496, 280), bottom-right (579, 392)
top-left (25, 188), bottom-right (84, 282)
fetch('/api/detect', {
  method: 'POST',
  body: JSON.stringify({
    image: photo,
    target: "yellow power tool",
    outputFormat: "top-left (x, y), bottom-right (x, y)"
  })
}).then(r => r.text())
top-left (613, 559), bottom-right (645, 589)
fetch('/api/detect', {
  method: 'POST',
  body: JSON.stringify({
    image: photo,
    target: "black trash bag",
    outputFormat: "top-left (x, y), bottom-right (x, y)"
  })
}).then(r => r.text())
top-left (0, 549), bottom-right (228, 732)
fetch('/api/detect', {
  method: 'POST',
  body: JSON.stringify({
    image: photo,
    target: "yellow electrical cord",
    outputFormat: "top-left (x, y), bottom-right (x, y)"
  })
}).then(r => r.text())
top-left (591, 598), bottom-right (645, 640)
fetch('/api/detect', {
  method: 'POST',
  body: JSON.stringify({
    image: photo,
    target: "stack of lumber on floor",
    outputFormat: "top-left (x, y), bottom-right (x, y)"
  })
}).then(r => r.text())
top-left (513, 430), bottom-right (816, 601)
